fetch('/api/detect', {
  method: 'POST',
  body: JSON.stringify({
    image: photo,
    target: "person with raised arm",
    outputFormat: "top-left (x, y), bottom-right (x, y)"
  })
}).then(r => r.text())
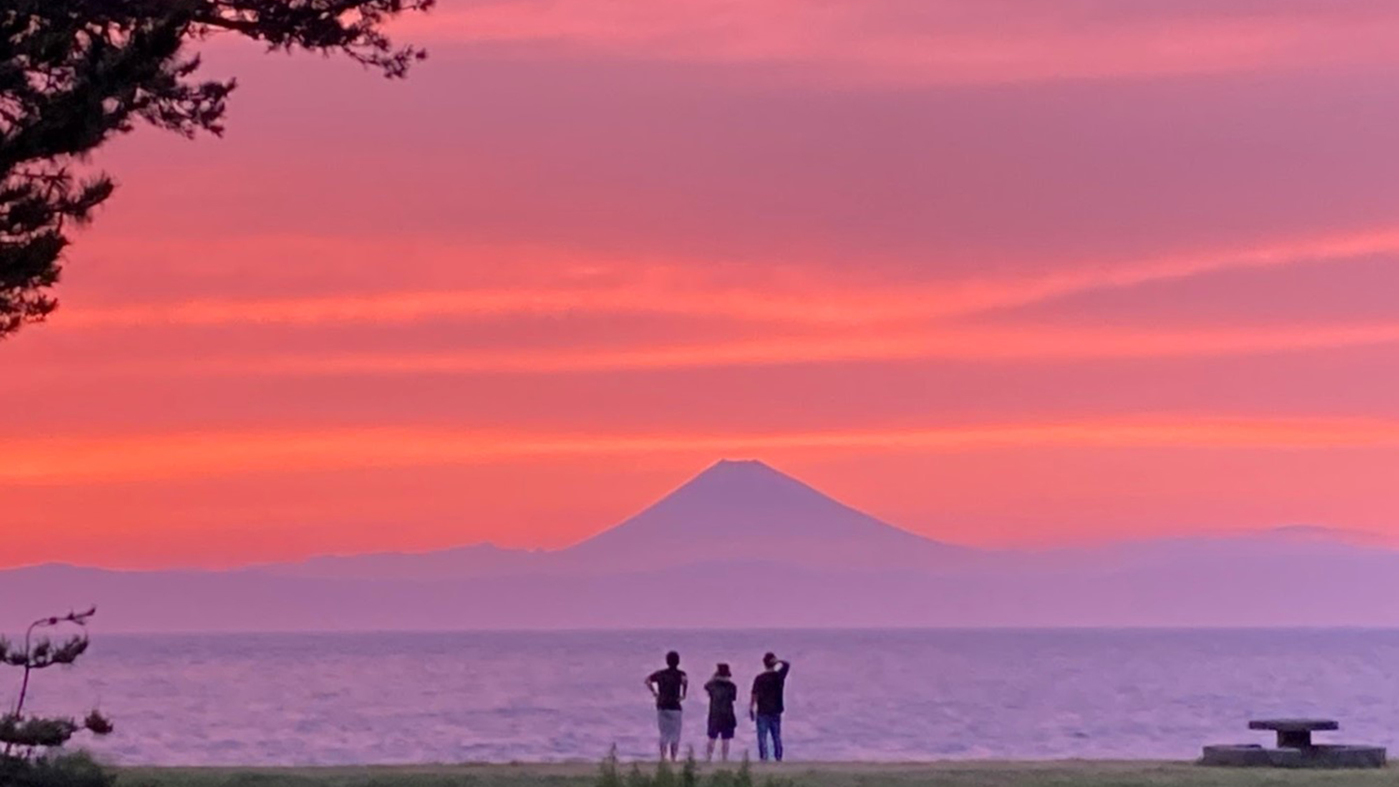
top-left (749, 652), bottom-right (791, 762)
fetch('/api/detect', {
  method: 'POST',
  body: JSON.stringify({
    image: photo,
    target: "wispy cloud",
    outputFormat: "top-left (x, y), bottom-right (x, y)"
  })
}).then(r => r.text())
top-left (50, 227), bottom-right (1399, 332)
top-left (19, 319), bottom-right (1399, 381)
top-left (397, 0), bottom-right (1399, 85)
top-left (9, 416), bottom-right (1399, 485)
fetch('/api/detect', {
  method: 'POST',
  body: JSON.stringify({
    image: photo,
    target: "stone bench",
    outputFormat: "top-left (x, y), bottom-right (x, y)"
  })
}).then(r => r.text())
top-left (1248, 718), bottom-right (1339, 749)
top-left (1201, 744), bottom-right (1386, 768)
top-left (1202, 718), bottom-right (1385, 769)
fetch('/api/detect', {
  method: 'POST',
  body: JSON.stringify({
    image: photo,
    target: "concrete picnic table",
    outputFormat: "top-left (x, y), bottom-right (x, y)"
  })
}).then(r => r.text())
top-left (1201, 717), bottom-right (1385, 768)
top-left (1247, 718), bottom-right (1338, 749)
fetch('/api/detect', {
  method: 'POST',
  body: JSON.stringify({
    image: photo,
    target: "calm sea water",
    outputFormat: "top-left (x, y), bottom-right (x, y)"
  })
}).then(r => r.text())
top-left (17, 629), bottom-right (1399, 765)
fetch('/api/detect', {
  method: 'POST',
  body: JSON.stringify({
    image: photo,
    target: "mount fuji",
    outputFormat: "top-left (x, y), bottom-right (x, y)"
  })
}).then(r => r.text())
top-left (4, 460), bottom-right (1399, 631)
top-left (266, 459), bottom-right (970, 581)
top-left (563, 459), bottom-right (971, 572)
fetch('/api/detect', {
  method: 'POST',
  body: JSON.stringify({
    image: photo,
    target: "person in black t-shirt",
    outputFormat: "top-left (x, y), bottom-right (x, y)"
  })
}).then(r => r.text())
top-left (645, 650), bottom-right (688, 761)
top-left (749, 652), bottom-right (790, 762)
top-left (703, 663), bottom-right (738, 761)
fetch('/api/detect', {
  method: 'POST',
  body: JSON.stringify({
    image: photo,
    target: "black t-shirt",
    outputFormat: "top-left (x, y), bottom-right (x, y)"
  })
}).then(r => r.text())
top-left (705, 678), bottom-right (738, 722)
top-left (649, 667), bottom-right (687, 710)
top-left (751, 662), bottom-right (790, 716)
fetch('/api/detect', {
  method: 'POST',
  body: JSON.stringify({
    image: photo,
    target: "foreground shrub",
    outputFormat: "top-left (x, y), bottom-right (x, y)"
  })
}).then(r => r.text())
top-left (595, 748), bottom-right (791, 787)
top-left (0, 751), bottom-right (114, 787)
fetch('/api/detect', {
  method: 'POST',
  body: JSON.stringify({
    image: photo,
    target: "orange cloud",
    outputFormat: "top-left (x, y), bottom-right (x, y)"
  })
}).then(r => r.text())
top-left (49, 227), bottom-right (1399, 331)
top-left (19, 319), bottom-right (1399, 384)
top-left (393, 0), bottom-right (1399, 85)
top-left (8, 417), bottom-right (1399, 485)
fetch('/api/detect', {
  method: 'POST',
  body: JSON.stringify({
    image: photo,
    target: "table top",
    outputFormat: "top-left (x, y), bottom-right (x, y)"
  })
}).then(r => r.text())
top-left (1249, 719), bottom-right (1339, 732)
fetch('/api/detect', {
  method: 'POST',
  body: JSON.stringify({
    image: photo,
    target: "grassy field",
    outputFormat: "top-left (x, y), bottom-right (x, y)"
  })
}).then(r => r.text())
top-left (117, 761), bottom-right (1399, 787)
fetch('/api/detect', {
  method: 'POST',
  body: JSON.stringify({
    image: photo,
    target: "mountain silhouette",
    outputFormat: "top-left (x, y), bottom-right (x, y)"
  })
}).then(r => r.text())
top-left (563, 459), bottom-right (969, 571)
top-left (264, 459), bottom-right (969, 579)
top-left (7, 461), bottom-right (1399, 631)
top-left (263, 542), bottom-right (541, 581)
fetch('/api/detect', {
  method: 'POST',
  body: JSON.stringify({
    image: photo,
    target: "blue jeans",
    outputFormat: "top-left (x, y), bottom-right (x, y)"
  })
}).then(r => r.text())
top-left (756, 714), bottom-right (783, 761)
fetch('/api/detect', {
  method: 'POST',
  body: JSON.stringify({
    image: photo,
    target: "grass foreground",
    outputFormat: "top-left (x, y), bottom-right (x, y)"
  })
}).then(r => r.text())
top-left (117, 760), bottom-right (1399, 787)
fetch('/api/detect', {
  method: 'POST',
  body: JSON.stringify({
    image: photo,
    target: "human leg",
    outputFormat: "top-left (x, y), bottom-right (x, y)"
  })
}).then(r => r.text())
top-left (659, 710), bottom-right (682, 761)
top-left (769, 715), bottom-right (783, 762)
top-left (657, 710), bottom-right (667, 760)
top-left (755, 715), bottom-right (772, 761)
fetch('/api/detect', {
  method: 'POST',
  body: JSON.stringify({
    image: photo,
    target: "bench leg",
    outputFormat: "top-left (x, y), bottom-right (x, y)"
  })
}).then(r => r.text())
top-left (1278, 730), bottom-right (1312, 749)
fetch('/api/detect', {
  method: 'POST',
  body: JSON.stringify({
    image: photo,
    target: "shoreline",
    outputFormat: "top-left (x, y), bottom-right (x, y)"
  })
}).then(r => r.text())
top-left (117, 760), bottom-right (1398, 786)
top-left (123, 760), bottom-right (1193, 771)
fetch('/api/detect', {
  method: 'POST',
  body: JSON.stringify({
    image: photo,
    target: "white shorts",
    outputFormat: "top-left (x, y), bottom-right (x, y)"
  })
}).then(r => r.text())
top-left (657, 709), bottom-right (683, 746)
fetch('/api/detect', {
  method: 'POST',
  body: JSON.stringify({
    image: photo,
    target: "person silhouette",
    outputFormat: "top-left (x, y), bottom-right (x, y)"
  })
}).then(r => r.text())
top-left (645, 650), bottom-right (688, 761)
top-left (703, 663), bottom-right (738, 761)
top-left (749, 652), bottom-right (790, 762)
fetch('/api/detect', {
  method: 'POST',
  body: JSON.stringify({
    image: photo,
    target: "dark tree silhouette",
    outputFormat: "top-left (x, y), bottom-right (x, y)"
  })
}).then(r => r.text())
top-left (0, 0), bottom-right (433, 338)
top-left (0, 607), bottom-right (111, 763)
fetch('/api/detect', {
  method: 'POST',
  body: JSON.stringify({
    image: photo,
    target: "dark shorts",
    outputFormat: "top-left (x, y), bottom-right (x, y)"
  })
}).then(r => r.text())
top-left (707, 717), bottom-right (736, 740)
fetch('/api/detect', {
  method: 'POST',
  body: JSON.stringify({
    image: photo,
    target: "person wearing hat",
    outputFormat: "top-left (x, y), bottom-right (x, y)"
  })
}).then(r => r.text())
top-left (703, 663), bottom-right (738, 761)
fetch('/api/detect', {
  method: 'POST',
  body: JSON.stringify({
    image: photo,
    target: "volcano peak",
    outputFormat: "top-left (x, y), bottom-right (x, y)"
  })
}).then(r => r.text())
top-left (564, 459), bottom-right (964, 569)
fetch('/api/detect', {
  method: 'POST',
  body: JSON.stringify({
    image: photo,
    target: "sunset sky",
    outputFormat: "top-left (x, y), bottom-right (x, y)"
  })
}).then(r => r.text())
top-left (5, 0), bottom-right (1399, 569)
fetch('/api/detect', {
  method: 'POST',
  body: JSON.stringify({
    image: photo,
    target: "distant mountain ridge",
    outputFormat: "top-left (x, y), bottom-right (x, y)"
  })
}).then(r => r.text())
top-left (261, 459), bottom-right (970, 580)
top-left (3, 460), bottom-right (1398, 631)
top-left (260, 542), bottom-right (543, 581)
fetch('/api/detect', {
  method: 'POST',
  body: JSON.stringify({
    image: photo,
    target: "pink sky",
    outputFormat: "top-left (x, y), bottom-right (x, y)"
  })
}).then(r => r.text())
top-left (4, 0), bottom-right (1399, 569)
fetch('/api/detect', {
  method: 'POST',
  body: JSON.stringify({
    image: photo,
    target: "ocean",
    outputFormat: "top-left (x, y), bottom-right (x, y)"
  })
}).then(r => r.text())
top-left (18, 628), bottom-right (1399, 765)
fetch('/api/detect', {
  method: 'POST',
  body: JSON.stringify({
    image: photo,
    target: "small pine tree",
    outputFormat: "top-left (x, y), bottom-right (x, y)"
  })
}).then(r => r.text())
top-left (0, 608), bottom-right (112, 763)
